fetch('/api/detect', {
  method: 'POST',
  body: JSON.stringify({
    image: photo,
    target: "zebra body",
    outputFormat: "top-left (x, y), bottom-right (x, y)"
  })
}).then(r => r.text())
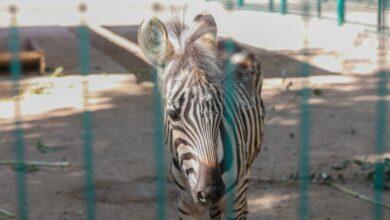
top-left (138, 13), bottom-right (264, 220)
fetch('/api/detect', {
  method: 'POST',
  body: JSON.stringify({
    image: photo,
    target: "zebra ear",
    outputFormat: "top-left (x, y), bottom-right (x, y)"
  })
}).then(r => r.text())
top-left (193, 13), bottom-right (217, 49)
top-left (138, 16), bottom-right (173, 66)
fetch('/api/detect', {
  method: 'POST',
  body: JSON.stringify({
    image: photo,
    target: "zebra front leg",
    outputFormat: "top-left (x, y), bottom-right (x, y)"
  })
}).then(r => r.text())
top-left (232, 198), bottom-right (248, 220)
top-left (209, 205), bottom-right (222, 220)
top-left (178, 191), bottom-right (208, 220)
top-left (223, 180), bottom-right (249, 220)
top-left (224, 198), bottom-right (248, 220)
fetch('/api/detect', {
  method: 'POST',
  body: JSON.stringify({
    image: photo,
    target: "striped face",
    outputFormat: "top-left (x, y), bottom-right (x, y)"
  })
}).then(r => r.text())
top-left (163, 70), bottom-right (225, 205)
top-left (138, 12), bottom-right (225, 205)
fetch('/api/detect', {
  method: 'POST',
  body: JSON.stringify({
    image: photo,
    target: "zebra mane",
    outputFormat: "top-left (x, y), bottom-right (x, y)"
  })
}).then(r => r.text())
top-left (161, 10), bottom-right (223, 85)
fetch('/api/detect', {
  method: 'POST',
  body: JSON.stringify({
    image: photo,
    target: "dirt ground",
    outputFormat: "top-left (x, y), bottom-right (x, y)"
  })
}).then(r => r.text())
top-left (1, 8), bottom-right (390, 220)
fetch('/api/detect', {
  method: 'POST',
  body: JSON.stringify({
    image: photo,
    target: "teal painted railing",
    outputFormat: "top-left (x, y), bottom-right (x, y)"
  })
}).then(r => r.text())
top-left (269, 0), bottom-right (275, 12)
top-left (220, 0), bottom-right (388, 31)
top-left (317, 0), bottom-right (322, 18)
top-left (152, 68), bottom-right (167, 220)
top-left (377, 0), bottom-right (386, 32)
top-left (8, 6), bottom-right (28, 220)
top-left (222, 39), bottom-right (238, 219)
top-left (78, 18), bottom-right (96, 220)
top-left (374, 70), bottom-right (388, 220)
top-left (281, 0), bottom-right (288, 14)
top-left (337, 0), bottom-right (345, 26)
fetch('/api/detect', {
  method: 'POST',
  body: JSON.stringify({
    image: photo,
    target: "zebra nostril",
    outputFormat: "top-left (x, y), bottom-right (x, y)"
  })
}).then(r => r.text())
top-left (205, 185), bottom-right (224, 204)
top-left (197, 191), bottom-right (207, 204)
top-left (196, 185), bottom-right (224, 205)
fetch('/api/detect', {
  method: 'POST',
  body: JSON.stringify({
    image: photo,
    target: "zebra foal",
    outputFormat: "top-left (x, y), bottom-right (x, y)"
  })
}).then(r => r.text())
top-left (138, 12), bottom-right (264, 220)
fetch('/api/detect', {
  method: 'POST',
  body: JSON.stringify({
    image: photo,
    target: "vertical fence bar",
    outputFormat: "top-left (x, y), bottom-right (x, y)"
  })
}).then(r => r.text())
top-left (299, 62), bottom-right (310, 220)
top-left (302, 1), bottom-right (310, 17)
top-left (269, 0), bottom-right (275, 12)
top-left (373, 71), bottom-right (387, 220)
top-left (337, 0), bottom-right (345, 26)
top-left (299, 8), bottom-right (311, 219)
top-left (226, 0), bottom-right (234, 10)
top-left (152, 68), bottom-right (166, 220)
top-left (8, 4), bottom-right (28, 220)
top-left (377, 0), bottom-right (386, 32)
top-left (281, 0), bottom-right (287, 15)
top-left (77, 4), bottom-right (95, 220)
top-left (316, 0), bottom-right (322, 18)
top-left (373, 34), bottom-right (388, 220)
top-left (222, 39), bottom-right (237, 219)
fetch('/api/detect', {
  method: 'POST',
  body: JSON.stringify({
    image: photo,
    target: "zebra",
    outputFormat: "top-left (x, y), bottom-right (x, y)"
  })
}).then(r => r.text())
top-left (138, 12), bottom-right (264, 220)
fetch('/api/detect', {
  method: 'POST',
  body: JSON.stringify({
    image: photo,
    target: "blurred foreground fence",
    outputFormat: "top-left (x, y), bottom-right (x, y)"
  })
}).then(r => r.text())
top-left (1, 0), bottom-right (389, 220)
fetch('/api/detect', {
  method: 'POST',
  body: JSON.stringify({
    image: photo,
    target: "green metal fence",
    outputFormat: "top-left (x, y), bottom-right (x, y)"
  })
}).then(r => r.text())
top-left (224, 0), bottom-right (389, 28)
top-left (2, 0), bottom-right (388, 220)
top-left (9, 6), bottom-right (28, 220)
top-left (78, 5), bottom-right (95, 220)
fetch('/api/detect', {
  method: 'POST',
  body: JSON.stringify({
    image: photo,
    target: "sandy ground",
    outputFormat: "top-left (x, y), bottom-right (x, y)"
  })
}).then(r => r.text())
top-left (1, 1), bottom-right (390, 220)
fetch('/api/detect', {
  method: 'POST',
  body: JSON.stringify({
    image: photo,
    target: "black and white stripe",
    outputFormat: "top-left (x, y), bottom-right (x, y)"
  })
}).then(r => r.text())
top-left (138, 12), bottom-right (264, 220)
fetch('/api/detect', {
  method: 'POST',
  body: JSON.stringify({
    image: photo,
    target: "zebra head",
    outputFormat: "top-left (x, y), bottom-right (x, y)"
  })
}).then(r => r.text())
top-left (138, 13), bottom-right (225, 205)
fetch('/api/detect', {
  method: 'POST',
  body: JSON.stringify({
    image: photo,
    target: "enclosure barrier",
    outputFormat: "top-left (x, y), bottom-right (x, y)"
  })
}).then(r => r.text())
top-left (337, 0), bottom-right (345, 25)
top-left (230, 0), bottom-right (388, 30)
top-left (78, 4), bottom-right (95, 220)
top-left (1, 0), bottom-right (388, 220)
top-left (281, 0), bottom-right (287, 15)
top-left (299, 21), bottom-right (311, 220)
top-left (8, 5), bottom-right (28, 220)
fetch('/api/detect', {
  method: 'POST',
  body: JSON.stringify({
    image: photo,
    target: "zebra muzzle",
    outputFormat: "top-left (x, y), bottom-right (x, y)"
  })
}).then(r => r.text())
top-left (195, 164), bottom-right (225, 205)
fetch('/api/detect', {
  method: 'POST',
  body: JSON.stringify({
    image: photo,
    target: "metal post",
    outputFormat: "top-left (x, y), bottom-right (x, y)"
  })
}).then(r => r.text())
top-left (299, 62), bottom-right (310, 220)
top-left (8, 4), bottom-right (28, 220)
top-left (373, 71), bottom-right (387, 220)
top-left (373, 32), bottom-right (388, 220)
top-left (281, 0), bottom-right (287, 15)
top-left (226, 0), bottom-right (234, 10)
top-left (78, 3), bottom-right (96, 220)
top-left (337, 0), bottom-right (345, 26)
top-left (152, 68), bottom-right (166, 220)
top-left (316, 0), bottom-right (322, 18)
top-left (269, 0), bottom-right (274, 12)
top-left (237, 0), bottom-right (244, 7)
top-left (377, 0), bottom-right (386, 32)
top-left (222, 39), bottom-right (236, 220)
top-left (299, 8), bottom-right (311, 220)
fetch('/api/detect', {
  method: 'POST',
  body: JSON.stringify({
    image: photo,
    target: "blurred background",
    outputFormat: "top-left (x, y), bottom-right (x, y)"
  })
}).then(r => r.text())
top-left (0, 0), bottom-right (389, 219)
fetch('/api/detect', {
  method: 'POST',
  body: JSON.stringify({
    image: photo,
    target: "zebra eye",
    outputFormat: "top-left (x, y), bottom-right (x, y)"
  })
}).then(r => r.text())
top-left (167, 109), bottom-right (180, 121)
